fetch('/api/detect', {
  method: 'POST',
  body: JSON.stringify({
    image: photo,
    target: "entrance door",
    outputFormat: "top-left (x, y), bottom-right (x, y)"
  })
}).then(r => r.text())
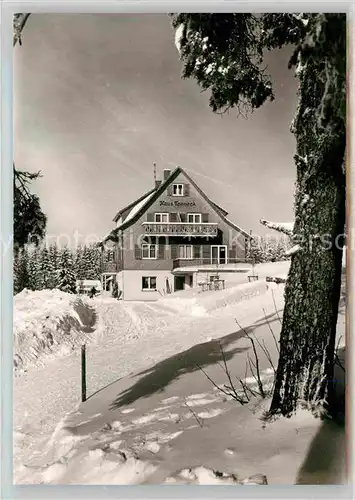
top-left (211, 245), bottom-right (227, 265)
top-left (185, 274), bottom-right (193, 289)
top-left (102, 274), bottom-right (116, 293)
top-left (174, 276), bottom-right (185, 291)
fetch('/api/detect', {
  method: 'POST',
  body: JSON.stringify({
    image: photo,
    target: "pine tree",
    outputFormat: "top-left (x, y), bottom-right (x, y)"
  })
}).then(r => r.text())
top-left (173, 13), bottom-right (346, 417)
top-left (37, 246), bottom-right (55, 290)
top-left (13, 166), bottom-right (47, 251)
top-left (57, 247), bottom-right (76, 294)
top-left (93, 244), bottom-right (103, 279)
top-left (74, 245), bottom-right (85, 280)
top-left (48, 243), bottom-right (60, 288)
top-left (27, 246), bottom-right (42, 290)
top-left (81, 246), bottom-right (91, 279)
top-left (13, 17), bottom-right (47, 252)
top-left (247, 235), bottom-right (263, 264)
top-left (84, 245), bottom-right (96, 279)
top-left (13, 247), bottom-right (30, 294)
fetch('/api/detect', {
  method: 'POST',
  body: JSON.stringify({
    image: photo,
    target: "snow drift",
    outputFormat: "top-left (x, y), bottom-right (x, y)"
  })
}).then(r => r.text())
top-left (157, 260), bottom-right (292, 316)
top-left (13, 289), bottom-right (98, 372)
top-left (157, 280), bottom-right (268, 316)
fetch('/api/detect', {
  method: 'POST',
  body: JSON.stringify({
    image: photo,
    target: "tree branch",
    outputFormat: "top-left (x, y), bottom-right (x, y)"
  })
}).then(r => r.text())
top-left (259, 219), bottom-right (294, 237)
top-left (13, 13), bottom-right (31, 47)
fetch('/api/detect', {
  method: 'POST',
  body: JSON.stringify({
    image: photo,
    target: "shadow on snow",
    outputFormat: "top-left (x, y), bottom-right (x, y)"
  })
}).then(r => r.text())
top-left (108, 313), bottom-right (281, 411)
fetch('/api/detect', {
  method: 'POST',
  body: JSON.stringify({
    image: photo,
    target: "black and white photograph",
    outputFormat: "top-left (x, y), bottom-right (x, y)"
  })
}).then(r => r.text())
top-left (13, 13), bottom-right (346, 485)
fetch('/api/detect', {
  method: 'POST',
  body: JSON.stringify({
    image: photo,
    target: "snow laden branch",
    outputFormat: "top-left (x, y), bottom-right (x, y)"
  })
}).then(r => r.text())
top-left (259, 219), bottom-right (294, 237)
top-left (259, 219), bottom-right (302, 258)
top-left (174, 24), bottom-right (184, 54)
top-left (285, 244), bottom-right (301, 257)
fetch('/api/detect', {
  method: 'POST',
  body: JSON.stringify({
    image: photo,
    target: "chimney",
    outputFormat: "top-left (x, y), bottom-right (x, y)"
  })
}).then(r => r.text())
top-left (155, 180), bottom-right (162, 189)
top-left (163, 169), bottom-right (171, 182)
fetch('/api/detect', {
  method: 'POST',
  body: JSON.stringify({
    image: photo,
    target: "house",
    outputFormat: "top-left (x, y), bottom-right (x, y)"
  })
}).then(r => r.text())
top-left (101, 167), bottom-right (251, 300)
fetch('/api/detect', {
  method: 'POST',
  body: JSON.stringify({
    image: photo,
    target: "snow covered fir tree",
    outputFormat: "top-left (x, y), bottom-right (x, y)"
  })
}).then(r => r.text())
top-left (13, 243), bottom-right (107, 295)
top-left (173, 12), bottom-right (346, 418)
top-left (12, 13), bottom-right (346, 486)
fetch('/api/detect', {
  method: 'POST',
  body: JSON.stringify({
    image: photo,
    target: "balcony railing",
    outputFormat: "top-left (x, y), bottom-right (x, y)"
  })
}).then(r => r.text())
top-left (101, 261), bottom-right (122, 273)
top-left (172, 257), bottom-right (253, 270)
top-left (142, 222), bottom-right (218, 237)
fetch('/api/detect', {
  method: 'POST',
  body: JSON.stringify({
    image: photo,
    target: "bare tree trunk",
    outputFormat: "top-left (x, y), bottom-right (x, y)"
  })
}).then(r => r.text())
top-left (269, 14), bottom-right (346, 417)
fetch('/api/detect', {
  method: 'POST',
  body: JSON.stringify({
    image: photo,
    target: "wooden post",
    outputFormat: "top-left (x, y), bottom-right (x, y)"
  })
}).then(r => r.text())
top-left (81, 344), bottom-right (87, 402)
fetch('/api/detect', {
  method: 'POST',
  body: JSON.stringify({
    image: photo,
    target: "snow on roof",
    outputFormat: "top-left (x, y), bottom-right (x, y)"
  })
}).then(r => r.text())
top-left (76, 280), bottom-right (101, 287)
top-left (223, 217), bottom-right (250, 238)
top-left (117, 191), bottom-right (156, 230)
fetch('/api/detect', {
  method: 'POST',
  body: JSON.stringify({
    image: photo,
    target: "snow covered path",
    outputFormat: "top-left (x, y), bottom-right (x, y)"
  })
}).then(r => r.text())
top-left (14, 284), bottom-right (285, 482)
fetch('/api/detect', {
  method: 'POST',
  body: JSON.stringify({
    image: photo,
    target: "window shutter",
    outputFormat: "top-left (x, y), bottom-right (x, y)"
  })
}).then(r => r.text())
top-left (179, 212), bottom-right (187, 222)
top-left (135, 245), bottom-right (142, 260)
top-left (167, 185), bottom-right (173, 196)
top-left (193, 245), bottom-right (201, 259)
top-left (170, 212), bottom-right (178, 222)
top-left (147, 213), bottom-right (154, 222)
top-left (202, 245), bottom-right (211, 264)
top-left (202, 245), bottom-right (210, 262)
top-left (171, 244), bottom-right (178, 260)
top-left (158, 244), bottom-right (165, 259)
top-left (184, 184), bottom-right (190, 197)
top-left (202, 213), bottom-right (209, 223)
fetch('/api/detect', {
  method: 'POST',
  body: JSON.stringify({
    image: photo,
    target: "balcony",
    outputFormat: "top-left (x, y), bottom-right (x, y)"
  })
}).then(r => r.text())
top-left (101, 261), bottom-right (122, 273)
top-left (172, 257), bottom-right (252, 271)
top-left (141, 222), bottom-right (218, 237)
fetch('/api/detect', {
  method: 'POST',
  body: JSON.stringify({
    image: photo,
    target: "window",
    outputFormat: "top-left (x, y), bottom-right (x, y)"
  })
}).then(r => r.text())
top-left (154, 213), bottom-right (169, 223)
top-left (172, 184), bottom-right (184, 196)
top-left (142, 276), bottom-right (157, 290)
top-left (142, 244), bottom-right (157, 259)
top-left (106, 249), bottom-right (115, 262)
top-left (179, 245), bottom-right (193, 259)
top-left (187, 213), bottom-right (202, 224)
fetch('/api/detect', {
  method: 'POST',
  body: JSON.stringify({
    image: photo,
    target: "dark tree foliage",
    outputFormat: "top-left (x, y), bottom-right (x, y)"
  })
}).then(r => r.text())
top-left (13, 13), bottom-right (31, 47)
top-left (13, 247), bottom-right (30, 294)
top-left (172, 14), bottom-right (274, 114)
top-left (13, 15), bottom-right (47, 251)
top-left (172, 13), bottom-right (346, 417)
top-left (13, 166), bottom-right (47, 251)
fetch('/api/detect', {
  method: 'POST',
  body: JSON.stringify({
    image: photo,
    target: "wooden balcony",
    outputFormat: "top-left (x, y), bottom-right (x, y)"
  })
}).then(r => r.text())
top-left (172, 257), bottom-right (252, 270)
top-left (141, 222), bottom-right (218, 237)
top-left (101, 261), bottom-right (122, 273)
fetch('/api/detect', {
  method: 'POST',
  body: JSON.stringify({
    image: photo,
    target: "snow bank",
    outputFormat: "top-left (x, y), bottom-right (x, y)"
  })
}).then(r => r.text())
top-left (164, 467), bottom-right (267, 485)
top-left (157, 261), bottom-right (292, 317)
top-left (36, 414), bottom-right (157, 485)
top-left (43, 448), bottom-right (157, 485)
top-left (158, 280), bottom-right (269, 317)
top-left (14, 289), bottom-right (98, 372)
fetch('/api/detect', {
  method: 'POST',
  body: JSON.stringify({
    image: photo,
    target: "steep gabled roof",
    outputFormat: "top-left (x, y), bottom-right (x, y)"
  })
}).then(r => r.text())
top-left (112, 187), bottom-right (157, 223)
top-left (104, 166), bottom-right (250, 242)
top-left (181, 169), bottom-right (250, 238)
top-left (207, 200), bottom-right (228, 217)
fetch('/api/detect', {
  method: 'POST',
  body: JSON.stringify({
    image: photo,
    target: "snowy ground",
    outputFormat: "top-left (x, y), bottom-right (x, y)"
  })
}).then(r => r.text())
top-left (13, 261), bottom-right (346, 485)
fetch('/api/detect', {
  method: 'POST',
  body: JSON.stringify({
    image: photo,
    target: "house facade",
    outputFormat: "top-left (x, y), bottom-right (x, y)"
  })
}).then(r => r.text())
top-left (101, 167), bottom-right (251, 301)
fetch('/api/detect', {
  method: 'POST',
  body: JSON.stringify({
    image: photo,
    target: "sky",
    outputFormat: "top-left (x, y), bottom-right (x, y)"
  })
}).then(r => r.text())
top-left (14, 14), bottom-right (298, 245)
